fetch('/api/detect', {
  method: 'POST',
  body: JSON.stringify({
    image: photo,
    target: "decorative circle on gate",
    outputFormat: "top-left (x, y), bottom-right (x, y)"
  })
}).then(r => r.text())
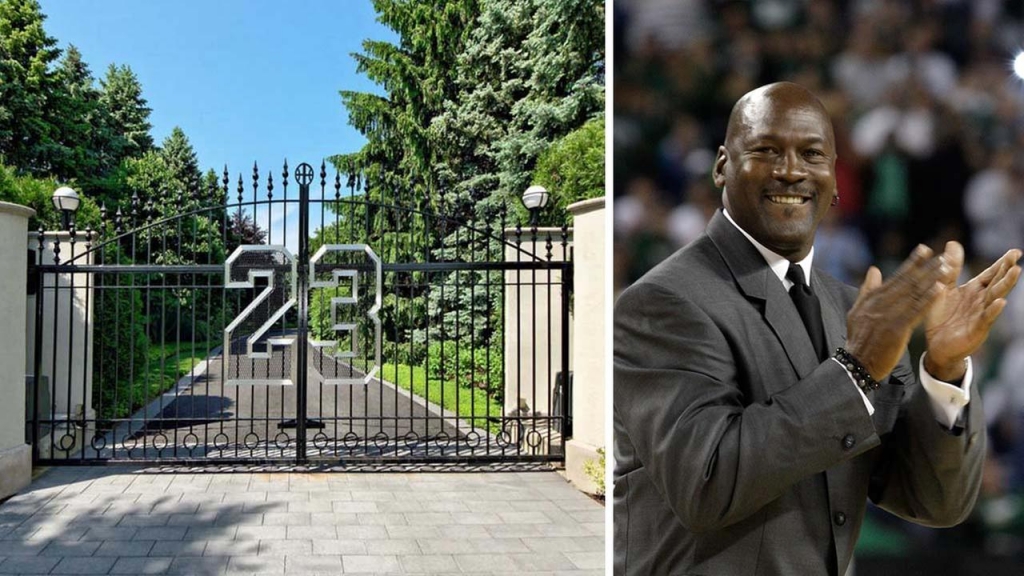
top-left (243, 432), bottom-right (260, 450)
top-left (274, 432), bottom-right (290, 451)
top-left (294, 163), bottom-right (315, 186)
top-left (121, 435), bottom-right (138, 451)
top-left (496, 430), bottom-right (512, 448)
top-left (313, 432), bottom-right (329, 450)
top-left (152, 433), bottom-right (169, 451)
top-left (403, 431), bottom-right (419, 449)
top-left (182, 433), bottom-right (199, 451)
top-left (91, 434), bottom-right (106, 451)
top-left (434, 431), bottom-right (451, 448)
top-left (213, 432), bottom-right (229, 451)
top-left (526, 428), bottom-right (543, 449)
top-left (373, 432), bottom-right (389, 451)
top-left (57, 433), bottom-right (76, 452)
top-left (342, 431), bottom-right (360, 449)
top-left (465, 430), bottom-right (481, 448)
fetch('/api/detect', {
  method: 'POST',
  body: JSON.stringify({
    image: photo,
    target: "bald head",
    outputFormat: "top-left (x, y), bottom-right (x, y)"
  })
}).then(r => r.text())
top-left (725, 82), bottom-right (834, 150)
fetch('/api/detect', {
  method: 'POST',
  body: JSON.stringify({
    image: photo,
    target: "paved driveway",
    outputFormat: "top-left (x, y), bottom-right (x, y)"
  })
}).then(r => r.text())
top-left (0, 467), bottom-right (604, 575)
top-left (83, 346), bottom-right (549, 463)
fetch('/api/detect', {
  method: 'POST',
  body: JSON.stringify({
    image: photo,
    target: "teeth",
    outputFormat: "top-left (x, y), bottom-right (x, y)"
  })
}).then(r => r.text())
top-left (768, 196), bottom-right (807, 205)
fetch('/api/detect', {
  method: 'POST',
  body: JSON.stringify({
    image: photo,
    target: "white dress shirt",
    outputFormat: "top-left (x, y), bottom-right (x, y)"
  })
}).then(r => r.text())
top-left (723, 209), bottom-right (970, 428)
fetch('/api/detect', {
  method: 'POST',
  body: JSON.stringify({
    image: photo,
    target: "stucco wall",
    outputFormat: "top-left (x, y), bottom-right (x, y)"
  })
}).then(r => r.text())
top-left (0, 202), bottom-right (35, 498)
top-left (565, 198), bottom-right (606, 494)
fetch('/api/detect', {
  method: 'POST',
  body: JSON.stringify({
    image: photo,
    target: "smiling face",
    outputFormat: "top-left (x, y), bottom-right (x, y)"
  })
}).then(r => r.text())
top-left (713, 83), bottom-right (837, 261)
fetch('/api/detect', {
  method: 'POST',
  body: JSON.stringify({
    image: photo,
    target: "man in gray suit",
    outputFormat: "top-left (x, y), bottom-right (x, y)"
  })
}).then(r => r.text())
top-left (613, 82), bottom-right (1022, 575)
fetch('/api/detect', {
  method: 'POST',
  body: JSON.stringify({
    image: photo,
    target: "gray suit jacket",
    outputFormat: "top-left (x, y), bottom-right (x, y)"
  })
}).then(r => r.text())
top-left (613, 210), bottom-right (985, 575)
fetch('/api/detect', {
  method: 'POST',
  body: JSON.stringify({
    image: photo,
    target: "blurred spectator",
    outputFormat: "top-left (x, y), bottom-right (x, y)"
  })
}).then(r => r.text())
top-left (833, 17), bottom-right (898, 111)
top-left (813, 209), bottom-right (872, 285)
top-left (964, 147), bottom-right (1024, 262)
top-left (886, 21), bottom-right (958, 103)
top-left (614, 177), bottom-right (677, 289)
top-left (667, 179), bottom-right (721, 247)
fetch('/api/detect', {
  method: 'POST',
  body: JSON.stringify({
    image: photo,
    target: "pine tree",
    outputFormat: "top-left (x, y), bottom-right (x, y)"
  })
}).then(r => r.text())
top-left (331, 0), bottom-right (604, 362)
top-left (160, 126), bottom-right (201, 192)
top-left (119, 145), bottom-right (225, 341)
top-left (100, 63), bottom-right (153, 162)
top-left (50, 45), bottom-right (110, 183)
top-left (433, 0), bottom-right (604, 224)
top-left (334, 0), bottom-right (478, 216)
top-left (0, 0), bottom-right (62, 174)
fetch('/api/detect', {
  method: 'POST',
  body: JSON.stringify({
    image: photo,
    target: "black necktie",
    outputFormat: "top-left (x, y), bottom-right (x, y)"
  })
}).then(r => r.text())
top-left (786, 264), bottom-right (828, 362)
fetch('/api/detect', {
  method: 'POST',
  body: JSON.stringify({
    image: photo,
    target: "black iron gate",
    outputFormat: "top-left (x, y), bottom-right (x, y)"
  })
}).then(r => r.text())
top-left (28, 161), bottom-right (572, 466)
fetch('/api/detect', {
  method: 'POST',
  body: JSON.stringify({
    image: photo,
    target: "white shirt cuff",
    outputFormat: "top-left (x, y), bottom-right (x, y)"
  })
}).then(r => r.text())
top-left (918, 353), bottom-right (972, 429)
top-left (833, 357), bottom-right (875, 416)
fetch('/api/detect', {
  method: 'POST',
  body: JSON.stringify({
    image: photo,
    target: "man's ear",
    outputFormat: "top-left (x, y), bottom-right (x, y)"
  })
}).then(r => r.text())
top-left (712, 146), bottom-right (727, 188)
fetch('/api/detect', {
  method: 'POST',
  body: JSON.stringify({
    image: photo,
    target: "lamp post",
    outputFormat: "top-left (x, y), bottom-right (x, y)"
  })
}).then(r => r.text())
top-left (51, 186), bottom-right (80, 231)
top-left (521, 185), bottom-right (549, 227)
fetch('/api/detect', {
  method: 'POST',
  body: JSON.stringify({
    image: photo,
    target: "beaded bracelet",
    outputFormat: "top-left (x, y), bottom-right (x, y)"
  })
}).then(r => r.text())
top-left (834, 347), bottom-right (881, 392)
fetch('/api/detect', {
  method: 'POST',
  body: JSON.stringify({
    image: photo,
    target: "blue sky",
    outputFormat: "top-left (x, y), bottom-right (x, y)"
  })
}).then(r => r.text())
top-left (38, 0), bottom-right (394, 248)
top-left (39, 0), bottom-right (392, 176)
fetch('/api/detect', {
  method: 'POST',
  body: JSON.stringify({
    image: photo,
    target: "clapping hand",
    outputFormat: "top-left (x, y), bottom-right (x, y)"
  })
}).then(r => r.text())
top-left (846, 245), bottom-right (946, 380)
top-left (923, 242), bottom-right (1022, 381)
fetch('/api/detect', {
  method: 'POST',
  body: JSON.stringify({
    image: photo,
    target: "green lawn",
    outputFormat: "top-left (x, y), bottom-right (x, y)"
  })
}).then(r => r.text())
top-left (97, 340), bottom-right (210, 421)
top-left (380, 362), bottom-right (504, 435)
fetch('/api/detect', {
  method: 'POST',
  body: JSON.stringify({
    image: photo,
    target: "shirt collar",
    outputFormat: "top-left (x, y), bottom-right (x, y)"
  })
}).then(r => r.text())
top-left (723, 208), bottom-right (814, 288)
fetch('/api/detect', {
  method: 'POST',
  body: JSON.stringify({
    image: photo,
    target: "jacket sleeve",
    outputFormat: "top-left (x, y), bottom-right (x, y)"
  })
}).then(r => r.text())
top-left (614, 280), bottom-right (880, 533)
top-left (867, 356), bottom-right (985, 527)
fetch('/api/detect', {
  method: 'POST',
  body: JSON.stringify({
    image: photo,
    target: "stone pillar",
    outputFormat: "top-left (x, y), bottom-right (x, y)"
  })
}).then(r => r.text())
top-left (565, 198), bottom-right (606, 494)
top-left (25, 231), bottom-right (96, 459)
top-left (503, 227), bottom-right (573, 453)
top-left (0, 202), bottom-right (35, 499)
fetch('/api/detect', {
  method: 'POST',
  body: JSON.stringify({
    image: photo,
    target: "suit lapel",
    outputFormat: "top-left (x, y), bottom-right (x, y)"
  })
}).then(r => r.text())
top-left (706, 211), bottom-right (821, 394)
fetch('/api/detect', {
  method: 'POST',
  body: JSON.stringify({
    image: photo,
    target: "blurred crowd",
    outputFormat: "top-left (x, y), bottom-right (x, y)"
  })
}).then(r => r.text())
top-left (614, 0), bottom-right (1024, 559)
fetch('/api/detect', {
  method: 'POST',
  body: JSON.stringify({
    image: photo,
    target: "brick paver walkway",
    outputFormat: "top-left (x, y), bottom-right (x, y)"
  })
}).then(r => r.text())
top-left (0, 467), bottom-right (604, 575)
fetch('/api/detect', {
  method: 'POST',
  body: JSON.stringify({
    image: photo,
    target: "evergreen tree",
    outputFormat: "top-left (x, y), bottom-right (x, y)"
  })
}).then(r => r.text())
top-left (160, 126), bottom-right (201, 190)
top-left (100, 63), bottom-right (153, 162)
top-left (433, 0), bottom-right (604, 224)
top-left (0, 0), bottom-right (62, 174)
top-left (117, 127), bottom-right (201, 214)
top-left (50, 45), bottom-right (110, 183)
top-left (331, 0), bottom-right (604, 369)
top-left (338, 0), bottom-right (603, 227)
top-left (334, 0), bottom-right (478, 216)
top-left (119, 147), bottom-right (225, 341)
